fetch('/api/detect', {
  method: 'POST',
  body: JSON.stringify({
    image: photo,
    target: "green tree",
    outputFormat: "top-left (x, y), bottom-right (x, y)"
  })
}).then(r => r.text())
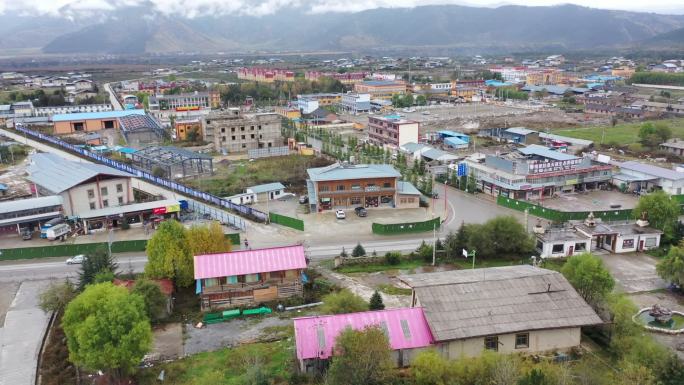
top-left (62, 283), bottom-right (152, 380)
top-left (78, 246), bottom-right (118, 290)
top-left (444, 222), bottom-right (469, 259)
top-left (412, 349), bottom-right (452, 385)
top-left (187, 222), bottom-right (232, 256)
top-left (352, 243), bottom-right (366, 257)
top-left (145, 220), bottom-right (194, 287)
top-left (39, 280), bottom-right (77, 313)
top-left (133, 279), bottom-right (168, 322)
top-left (327, 326), bottom-right (394, 385)
top-left (416, 95), bottom-right (427, 106)
top-left (518, 368), bottom-right (553, 385)
top-left (384, 251), bottom-right (401, 265)
top-left (656, 243), bottom-right (684, 288)
top-left (561, 253), bottom-right (615, 306)
top-left (369, 290), bottom-right (385, 311)
top-left (633, 190), bottom-right (680, 242)
top-left (320, 289), bottom-right (368, 314)
top-left (417, 240), bottom-right (434, 262)
top-left (638, 122), bottom-right (672, 148)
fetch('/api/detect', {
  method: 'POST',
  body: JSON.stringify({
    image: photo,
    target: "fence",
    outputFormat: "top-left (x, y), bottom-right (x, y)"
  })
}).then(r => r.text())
top-left (497, 196), bottom-right (634, 222)
top-left (14, 126), bottom-right (267, 224)
top-left (372, 217), bottom-right (440, 235)
top-left (269, 212), bottom-right (304, 231)
top-left (0, 234), bottom-right (240, 261)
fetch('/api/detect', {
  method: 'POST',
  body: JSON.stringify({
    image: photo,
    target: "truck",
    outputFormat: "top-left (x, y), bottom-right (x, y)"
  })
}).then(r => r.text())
top-left (45, 223), bottom-right (71, 241)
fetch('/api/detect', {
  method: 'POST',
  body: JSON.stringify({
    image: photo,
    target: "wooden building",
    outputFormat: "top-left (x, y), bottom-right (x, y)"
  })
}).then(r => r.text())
top-left (194, 244), bottom-right (307, 310)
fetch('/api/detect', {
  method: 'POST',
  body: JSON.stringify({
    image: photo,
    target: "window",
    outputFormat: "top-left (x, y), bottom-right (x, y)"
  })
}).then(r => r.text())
top-left (221, 127), bottom-right (225, 133)
top-left (87, 189), bottom-right (95, 199)
top-left (240, 126), bottom-right (245, 131)
top-left (118, 196), bottom-right (124, 205)
top-left (222, 137), bottom-right (226, 142)
top-left (320, 185), bottom-right (330, 192)
top-left (383, 182), bottom-right (391, 188)
top-left (484, 336), bottom-right (498, 351)
top-left (231, 136), bottom-right (236, 140)
top-left (645, 237), bottom-right (657, 247)
top-left (258, 125), bottom-right (262, 130)
top-left (574, 242), bottom-right (587, 251)
top-left (231, 127), bottom-right (235, 132)
top-left (337, 184), bottom-right (345, 191)
top-left (515, 333), bottom-right (529, 349)
top-left (551, 244), bottom-right (564, 253)
top-left (241, 135), bottom-right (246, 139)
top-left (100, 187), bottom-right (108, 196)
top-left (251, 134), bottom-right (255, 139)
top-left (250, 126), bottom-right (255, 130)
top-left (89, 202), bottom-right (96, 210)
top-left (351, 183), bottom-right (361, 190)
top-left (623, 239), bottom-right (635, 249)
top-left (116, 184), bottom-right (123, 193)
top-left (102, 199), bottom-right (109, 208)
top-left (350, 197), bottom-right (361, 205)
top-left (241, 143), bottom-right (246, 148)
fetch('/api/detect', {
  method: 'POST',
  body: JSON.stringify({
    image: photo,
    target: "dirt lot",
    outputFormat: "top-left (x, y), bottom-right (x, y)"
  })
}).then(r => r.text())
top-left (539, 190), bottom-right (639, 212)
top-left (184, 316), bottom-right (291, 356)
top-left (150, 323), bottom-right (184, 361)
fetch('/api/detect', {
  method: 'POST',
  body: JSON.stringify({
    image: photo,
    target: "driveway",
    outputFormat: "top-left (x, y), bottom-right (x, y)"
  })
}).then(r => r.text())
top-left (598, 252), bottom-right (666, 293)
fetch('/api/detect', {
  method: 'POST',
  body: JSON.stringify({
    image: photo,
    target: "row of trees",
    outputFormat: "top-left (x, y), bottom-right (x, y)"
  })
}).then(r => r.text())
top-left (390, 93), bottom-right (427, 108)
top-left (492, 87), bottom-right (529, 101)
top-left (442, 216), bottom-right (534, 260)
top-left (221, 76), bottom-right (345, 106)
top-left (629, 72), bottom-right (684, 87)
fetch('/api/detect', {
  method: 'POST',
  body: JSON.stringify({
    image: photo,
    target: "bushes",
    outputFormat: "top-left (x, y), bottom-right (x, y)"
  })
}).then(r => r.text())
top-left (320, 289), bottom-right (368, 314)
top-left (384, 251), bottom-right (401, 265)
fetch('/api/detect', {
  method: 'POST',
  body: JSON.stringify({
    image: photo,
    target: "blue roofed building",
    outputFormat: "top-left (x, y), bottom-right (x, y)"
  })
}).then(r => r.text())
top-left (464, 144), bottom-right (612, 200)
top-left (306, 163), bottom-right (420, 211)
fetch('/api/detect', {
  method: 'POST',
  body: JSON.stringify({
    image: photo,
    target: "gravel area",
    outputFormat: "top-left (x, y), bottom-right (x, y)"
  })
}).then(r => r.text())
top-left (183, 316), bottom-right (291, 356)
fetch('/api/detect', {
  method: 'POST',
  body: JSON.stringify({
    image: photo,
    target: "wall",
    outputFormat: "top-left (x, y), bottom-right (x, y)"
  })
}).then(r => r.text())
top-left (62, 177), bottom-right (133, 216)
top-left (396, 193), bottom-right (420, 209)
top-left (538, 238), bottom-right (590, 258)
top-left (53, 118), bottom-right (120, 135)
top-left (441, 327), bottom-right (581, 359)
top-left (614, 233), bottom-right (661, 253)
top-left (207, 113), bottom-right (282, 153)
top-left (398, 122), bottom-right (420, 147)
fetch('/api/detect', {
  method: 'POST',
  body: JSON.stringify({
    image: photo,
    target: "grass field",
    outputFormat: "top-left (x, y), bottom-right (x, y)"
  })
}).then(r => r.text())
top-left (551, 118), bottom-right (684, 146)
top-left (135, 339), bottom-right (295, 385)
top-left (184, 154), bottom-right (331, 196)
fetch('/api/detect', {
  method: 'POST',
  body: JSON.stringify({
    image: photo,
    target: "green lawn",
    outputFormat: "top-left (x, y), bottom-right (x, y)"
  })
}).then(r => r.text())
top-left (135, 339), bottom-right (295, 385)
top-left (552, 118), bottom-right (684, 146)
top-left (335, 259), bottom-right (426, 274)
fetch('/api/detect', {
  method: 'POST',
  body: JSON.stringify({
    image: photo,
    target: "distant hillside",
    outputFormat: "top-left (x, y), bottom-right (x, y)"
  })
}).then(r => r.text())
top-left (35, 4), bottom-right (684, 54)
top-left (646, 27), bottom-right (684, 45)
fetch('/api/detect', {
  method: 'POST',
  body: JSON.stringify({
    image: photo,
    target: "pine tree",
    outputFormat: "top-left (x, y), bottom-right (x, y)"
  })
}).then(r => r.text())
top-left (340, 247), bottom-right (348, 258)
top-left (352, 243), bottom-right (366, 257)
top-left (369, 290), bottom-right (385, 311)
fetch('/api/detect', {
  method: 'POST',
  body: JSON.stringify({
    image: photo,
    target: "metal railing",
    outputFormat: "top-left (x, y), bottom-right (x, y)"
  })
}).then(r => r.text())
top-left (15, 125), bottom-right (266, 225)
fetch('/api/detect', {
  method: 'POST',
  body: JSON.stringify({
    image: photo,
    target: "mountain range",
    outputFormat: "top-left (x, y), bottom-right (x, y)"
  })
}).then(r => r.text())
top-left (0, 4), bottom-right (682, 55)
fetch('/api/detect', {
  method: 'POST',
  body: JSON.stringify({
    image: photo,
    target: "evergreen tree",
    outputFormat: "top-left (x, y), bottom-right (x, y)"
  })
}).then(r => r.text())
top-left (352, 243), bottom-right (366, 257)
top-left (78, 246), bottom-right (118, 290)
top-left (369, 290), bottom-right (385, 311)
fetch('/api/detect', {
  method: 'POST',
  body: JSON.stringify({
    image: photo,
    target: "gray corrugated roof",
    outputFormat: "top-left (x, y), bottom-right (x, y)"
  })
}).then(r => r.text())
top-left (247, 182), bottom-right (285, 194)
top-left (397, 181), bottom-right (422, 196)
top-left (505, 127), bottom-right (537, 136)
top-left (539, 132), bottom-right (593, 147)
top-left (401, 265), bottom-right (602, 341)
top-left (422, 148), bottom-right (457, 160)
top-left (27, 153), bottom-right (132, 193)
top-left (307, 163), bottom-right (401, 182)
top-left (519, 144), bottom-right (578, 161)
top-left (0, 195), bottom-right (63, 214)
top-left (619, 161), bottom-right (684, 181)
top-left (400, 142), bottom-right (430, 153)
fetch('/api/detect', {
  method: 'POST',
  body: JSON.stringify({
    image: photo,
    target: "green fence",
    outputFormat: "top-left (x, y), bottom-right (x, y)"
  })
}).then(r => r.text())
top-left (269, 212), bottom-right (305, 231)
top-left (226, 233), bottom-right (241, 245)
top-left (497, 195), bottom-right (634, 222)
top-left (0, 240), bottom-right (145, 261)
top-left (372, 217), bottom-right (440, 235)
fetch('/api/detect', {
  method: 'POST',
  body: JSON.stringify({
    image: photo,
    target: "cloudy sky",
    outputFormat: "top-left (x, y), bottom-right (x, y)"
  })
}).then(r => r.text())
top-left (0, 0), bottom-right (682, 18)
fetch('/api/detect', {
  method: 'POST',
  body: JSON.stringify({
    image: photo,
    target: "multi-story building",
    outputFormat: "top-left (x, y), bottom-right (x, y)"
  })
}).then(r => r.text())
top-left (148, 91), bottom-right (220, 112)
top-left (295, 98), bottom-right (319, 114)
top-left (305, 163), bottom-right (420, 212)
top-left (175, 119), bottom-right (203, 141)
top-left (203, 108), bottom-right (282, 153)
top-left (237, 67), bottom-right (295, 82)
top-left (489, 67), bottom-right (529, 83)
top-left (304, 71), bottom-right (367, 85)
top-left (465, 144), bottom-right (612, 200)
top-left (411, 83), bottom-right (452, 96)
top-left (526, 69), bottom-right (564, 85)
top-left (340, 93), bottom-right (371, 114)
top-left (368, 115), bottom-right (419, 148)
top-left (296, 93), bottom-right (343, 106)
top-left (34, 104), bottom-right (113, 118)
top-left (354, 80), bottom-right (406, 100)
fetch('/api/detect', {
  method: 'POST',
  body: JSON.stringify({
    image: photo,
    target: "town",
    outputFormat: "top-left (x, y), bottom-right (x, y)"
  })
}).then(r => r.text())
top-left (1, 2), bottom-right (684, 385)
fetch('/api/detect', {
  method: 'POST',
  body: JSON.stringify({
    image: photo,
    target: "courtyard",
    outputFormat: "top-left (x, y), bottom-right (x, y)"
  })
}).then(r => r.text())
top-left (537, 190), bottom-right (639, 212)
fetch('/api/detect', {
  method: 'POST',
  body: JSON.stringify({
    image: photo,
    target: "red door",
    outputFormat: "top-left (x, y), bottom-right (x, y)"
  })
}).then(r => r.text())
top-left (639, 240), bottom-right (644, 251)
top-left (568, 245), bottom-right (574, 257)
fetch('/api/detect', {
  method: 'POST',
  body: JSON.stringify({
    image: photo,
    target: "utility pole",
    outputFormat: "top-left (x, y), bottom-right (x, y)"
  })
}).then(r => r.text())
top-left (432, 221), bottom-right (437, 266)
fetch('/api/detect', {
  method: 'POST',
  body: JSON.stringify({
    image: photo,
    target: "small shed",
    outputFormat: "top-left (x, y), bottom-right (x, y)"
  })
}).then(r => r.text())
top-left (246, 182), bottom-right (286, 202)
top-left (502, 127), bottom-right (540, 145)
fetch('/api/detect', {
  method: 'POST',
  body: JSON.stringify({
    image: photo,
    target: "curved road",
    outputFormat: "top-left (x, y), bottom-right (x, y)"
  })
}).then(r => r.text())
top-left (104, 82), bottom-right (124, 110)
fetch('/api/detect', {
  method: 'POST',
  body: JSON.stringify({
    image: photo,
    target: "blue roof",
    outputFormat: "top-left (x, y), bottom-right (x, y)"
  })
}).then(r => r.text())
top-left (361, 80), bottom-right (403, 86)
top-left (437, 130), bottom-right (469, 141)
top-left (445, 137), bottom-right (468, 147)
top-left (0, 183), bottom-right (7, 190)
top-left (114, 146), bottom-right (138, 154)
top-left (485, 80), bottom-right (513, 87)
top-left (247, 182), bottom-right (285, 194)
top-left (308, 163), bottom-right (401, 182)
top-left (52, 109), bottom-right (146, 122)
top-left (518, 144), bottom-right (578, 161)
top-left (397, 181), bottom-right (422, 196)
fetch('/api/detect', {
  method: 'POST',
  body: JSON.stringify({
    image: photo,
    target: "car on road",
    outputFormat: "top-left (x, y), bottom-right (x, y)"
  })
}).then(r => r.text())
top-left (335, 210), bottom-right (346, 219)
top-left (66, 255), bottom-right (86, 265)
top-left (354, 207), bottom-right (368, 217)
top-left (299, 195), bottom-right (309, 204)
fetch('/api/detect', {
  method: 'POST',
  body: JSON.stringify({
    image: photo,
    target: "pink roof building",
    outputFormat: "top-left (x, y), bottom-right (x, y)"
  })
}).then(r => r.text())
top-left (293, 307), bottom-right (434, 362)
top-left (194, 244), bottom-right (307, 279)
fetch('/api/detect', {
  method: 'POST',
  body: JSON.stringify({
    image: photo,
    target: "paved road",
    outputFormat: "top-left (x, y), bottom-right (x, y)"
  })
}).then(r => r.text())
top-left (104, 82), bottom-right (123, 110)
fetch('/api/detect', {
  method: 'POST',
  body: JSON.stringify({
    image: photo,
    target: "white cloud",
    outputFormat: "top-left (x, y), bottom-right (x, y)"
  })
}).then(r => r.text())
top-left (0, 0), bottom-right (681, 18)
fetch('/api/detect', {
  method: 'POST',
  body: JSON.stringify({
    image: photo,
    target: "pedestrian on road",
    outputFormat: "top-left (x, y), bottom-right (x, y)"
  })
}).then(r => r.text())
top-left (244, 239), bottom-right (249, 249)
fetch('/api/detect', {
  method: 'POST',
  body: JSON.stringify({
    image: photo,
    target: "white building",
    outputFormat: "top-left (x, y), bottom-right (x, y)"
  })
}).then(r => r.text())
top-left (246, 182), bottom-right (285, 202)
top-left (340, 93), bottom-right (371, 114)
top-left (296, 98), bottom-right (319, 114)
top-left (616, 161), bottom-right (684, 195)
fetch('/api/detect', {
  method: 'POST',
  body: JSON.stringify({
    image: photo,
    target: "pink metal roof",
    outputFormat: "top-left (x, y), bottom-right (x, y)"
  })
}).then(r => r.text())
top-left (193, 245), bottom-right (307, 279)
top-left (293, 307), bottom-right (434, 360)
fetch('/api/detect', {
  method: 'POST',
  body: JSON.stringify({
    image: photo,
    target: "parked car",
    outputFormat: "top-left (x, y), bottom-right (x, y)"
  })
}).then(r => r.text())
top-left (354, 207), bottom-right (368, 217)
top-left (66, 255), bottom-right (86, 265)
top-left (299, 195), bottom-right (309, 204)
top-left (21, 229), bottom-right (33, 241)
top-left (335, 210), bottom-right (346, 219)
top-left (430, 192), bottom-right (439, 199)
